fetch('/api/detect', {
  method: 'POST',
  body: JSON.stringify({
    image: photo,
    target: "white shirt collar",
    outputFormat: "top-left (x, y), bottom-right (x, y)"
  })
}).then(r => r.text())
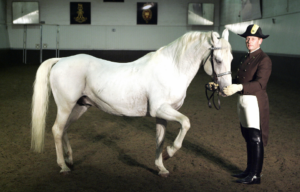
top-left (249, 47), bottom-right (260, 53)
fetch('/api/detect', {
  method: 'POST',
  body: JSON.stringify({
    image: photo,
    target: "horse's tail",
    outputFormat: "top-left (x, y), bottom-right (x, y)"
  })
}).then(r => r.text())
top-left (31, 58), bottom-right (61, 153)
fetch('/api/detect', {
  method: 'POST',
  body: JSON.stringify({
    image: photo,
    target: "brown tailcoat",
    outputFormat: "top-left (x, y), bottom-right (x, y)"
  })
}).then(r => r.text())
top-left (233, 49), bottom-right (272, 146)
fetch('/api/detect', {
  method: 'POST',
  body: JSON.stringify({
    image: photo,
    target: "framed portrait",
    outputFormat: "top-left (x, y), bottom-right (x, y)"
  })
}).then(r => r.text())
top-left (137, 2), bottom-right (157, 25)
top-left (70, 2), bottom-right (91, 24)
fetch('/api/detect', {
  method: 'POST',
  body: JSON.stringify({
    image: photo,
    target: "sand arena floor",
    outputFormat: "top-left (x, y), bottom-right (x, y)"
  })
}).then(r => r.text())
top-left (0, 63), bottom-right (299, 192)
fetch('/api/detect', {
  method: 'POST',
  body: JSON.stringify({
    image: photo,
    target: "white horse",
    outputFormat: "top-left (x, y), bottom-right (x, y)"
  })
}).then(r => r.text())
top-left (31, 29), bottom-right (232, 177)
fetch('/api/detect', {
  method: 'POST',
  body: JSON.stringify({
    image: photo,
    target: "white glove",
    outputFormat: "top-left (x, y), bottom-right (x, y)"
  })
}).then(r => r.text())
top-left (223, 84), bottom-right (243, 96)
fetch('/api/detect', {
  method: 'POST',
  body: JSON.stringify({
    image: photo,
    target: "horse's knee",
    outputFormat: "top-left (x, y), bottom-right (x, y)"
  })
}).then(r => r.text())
top-left (181, 117), bottom-right (190, 131)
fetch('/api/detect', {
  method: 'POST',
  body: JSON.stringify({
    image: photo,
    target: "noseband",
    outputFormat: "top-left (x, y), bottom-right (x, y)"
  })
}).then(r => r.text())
top-left (204, 46), bottom-right (231, 110)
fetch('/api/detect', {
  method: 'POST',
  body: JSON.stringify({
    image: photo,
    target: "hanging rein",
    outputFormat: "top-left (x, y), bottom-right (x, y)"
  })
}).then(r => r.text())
top-left (204, 46), bottom-right (231, 110)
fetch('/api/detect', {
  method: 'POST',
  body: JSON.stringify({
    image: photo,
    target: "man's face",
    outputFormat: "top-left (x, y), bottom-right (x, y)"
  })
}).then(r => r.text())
top-left (245, 36), bottom-right (263, 52)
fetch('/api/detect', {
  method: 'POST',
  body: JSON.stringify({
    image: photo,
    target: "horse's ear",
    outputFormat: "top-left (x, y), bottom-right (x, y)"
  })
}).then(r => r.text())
top-left (211, 31), bottom-right (220, 45)
top-left (222, 29), bottom-right (229, 41)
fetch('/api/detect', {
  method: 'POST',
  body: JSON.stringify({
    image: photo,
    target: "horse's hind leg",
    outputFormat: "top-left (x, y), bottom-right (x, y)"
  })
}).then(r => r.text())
top-left (155, 104), bottom-right (190, 160)
top-left (62, 133), bottom-right (73, 169)
top-left (53, 104), bottom-right (89, 174)
top-left (52, 107), bottom-right (73, 174)
top-left (155, 118), bottom-right (169, 177)
top-left (62, 104), bottom-right (90, 170)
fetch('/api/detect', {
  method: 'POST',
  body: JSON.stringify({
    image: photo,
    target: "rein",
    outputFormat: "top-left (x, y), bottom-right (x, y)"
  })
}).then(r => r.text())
top-left (205, 84), bottom-right (221, 110)
top-left (204, 46), bottom-right (231, 110)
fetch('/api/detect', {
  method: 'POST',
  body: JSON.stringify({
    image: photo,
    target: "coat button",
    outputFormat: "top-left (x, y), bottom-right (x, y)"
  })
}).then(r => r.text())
top-left (240, 62), bottom-right (242, 64)
top-left (237, 76), bottom-right (239, 78)
top-left (248, 63), bottom-right (250, 65)
top-left (243, 77), bottom-right (245, 79)
top-left (244, 69), bottom-right (247, 72)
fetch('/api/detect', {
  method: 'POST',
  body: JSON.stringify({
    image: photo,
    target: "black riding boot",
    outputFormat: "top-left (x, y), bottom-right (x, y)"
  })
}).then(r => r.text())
top-left (232, 125), bottom-right (252, 178)
top-left (236, 128), bottom-right (264, 184)
top-left (232, 143), bottom-right (252, 178)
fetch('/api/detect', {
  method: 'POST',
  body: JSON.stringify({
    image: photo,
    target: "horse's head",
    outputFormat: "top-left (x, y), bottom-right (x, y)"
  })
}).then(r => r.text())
top-left (204, 29), bottom-right (233, 97)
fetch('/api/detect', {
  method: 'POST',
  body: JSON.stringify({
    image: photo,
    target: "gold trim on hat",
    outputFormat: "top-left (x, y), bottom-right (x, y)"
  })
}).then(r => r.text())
top-left (251, 24), bottom-right (259, 34)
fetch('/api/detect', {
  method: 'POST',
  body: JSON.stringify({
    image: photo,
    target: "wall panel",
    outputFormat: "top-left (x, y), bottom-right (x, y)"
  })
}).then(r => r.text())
top-left (0, 0), bottom-right (5, 24)
top-left (220, 0), bottom-right (241, 25)
top-left (262, 0), bottom-right (288, 18)
top-left (289, 0), bottom-right (300, 13)
top-left (0, 25), bottom-right (9, 49)
top-left (0, 0), bottom-right (9, 49)
top-left (5, 0), bottom-right (220, 51)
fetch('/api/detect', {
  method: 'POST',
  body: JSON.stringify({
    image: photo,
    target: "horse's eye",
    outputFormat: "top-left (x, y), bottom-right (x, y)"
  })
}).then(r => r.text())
top-left (215, 58), bottom-right (222, 64)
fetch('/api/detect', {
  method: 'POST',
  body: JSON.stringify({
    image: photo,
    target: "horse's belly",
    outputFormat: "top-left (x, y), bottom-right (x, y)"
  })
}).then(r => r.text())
top-left (89, 94), bottom-right (148, 117)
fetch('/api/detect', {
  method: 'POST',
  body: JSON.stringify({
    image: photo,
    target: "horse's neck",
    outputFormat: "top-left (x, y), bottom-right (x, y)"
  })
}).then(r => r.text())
top-left (163, 37), bottom-right (211, 85)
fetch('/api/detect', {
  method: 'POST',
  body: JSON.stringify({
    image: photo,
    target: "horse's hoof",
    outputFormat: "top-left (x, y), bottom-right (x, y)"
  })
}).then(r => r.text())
top-left (162, 149), bottom-right (170, 160)
top-left (66, 162), bottom-right (74, 170)
top-left (60, 171), bottom-right (71, 176)
top-left (159, 172), bottom-right (170, 178)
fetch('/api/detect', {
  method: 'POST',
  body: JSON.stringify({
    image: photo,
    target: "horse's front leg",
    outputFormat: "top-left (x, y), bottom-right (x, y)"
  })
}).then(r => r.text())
top-left (155, 118), bottom-right (169, 177)
top-left (155, 104), bottom-right (190, 160)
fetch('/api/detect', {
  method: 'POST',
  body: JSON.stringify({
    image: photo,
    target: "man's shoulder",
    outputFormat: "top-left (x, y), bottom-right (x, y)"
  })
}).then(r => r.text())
top-left (258, 51), bottom-right (272, 67)
top-left (259, 50), bottom-right (271, 61)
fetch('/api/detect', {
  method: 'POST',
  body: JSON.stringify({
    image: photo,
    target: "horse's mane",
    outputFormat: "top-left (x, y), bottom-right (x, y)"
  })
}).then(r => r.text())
top-left (163, 31), bottom-right (207, 65)
top-left (151, 31), bottom-right (232, 73)
top-left (152, 31), bottom-right (210, 74)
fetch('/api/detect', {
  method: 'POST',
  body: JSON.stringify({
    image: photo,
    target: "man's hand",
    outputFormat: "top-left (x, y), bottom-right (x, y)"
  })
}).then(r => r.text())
top-left (223, 84), bottom-right (243, 96)
top-left (206, 82), bottom-right (219, 91)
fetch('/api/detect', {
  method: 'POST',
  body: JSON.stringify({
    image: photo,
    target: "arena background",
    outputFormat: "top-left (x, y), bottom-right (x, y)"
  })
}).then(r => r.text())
top-left (1, 0), bottom-right (300, 191)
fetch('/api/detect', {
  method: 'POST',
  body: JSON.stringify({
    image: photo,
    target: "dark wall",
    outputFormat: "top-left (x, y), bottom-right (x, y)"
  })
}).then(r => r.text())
top-left (2, 49), bottom-right (300, 83)
top-left (6, 49), bottom-right (153, 65)
top-left (0, 49), bottom-right (11, 66)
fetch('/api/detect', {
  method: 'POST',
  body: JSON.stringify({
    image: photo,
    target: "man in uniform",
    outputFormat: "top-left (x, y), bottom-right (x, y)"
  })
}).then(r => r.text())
top-left (223, 24), bottom-right (272, 184)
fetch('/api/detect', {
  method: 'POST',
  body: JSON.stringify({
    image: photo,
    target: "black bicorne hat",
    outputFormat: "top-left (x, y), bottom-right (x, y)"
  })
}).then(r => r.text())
top-left (238, 24), bottom-right (269, 39)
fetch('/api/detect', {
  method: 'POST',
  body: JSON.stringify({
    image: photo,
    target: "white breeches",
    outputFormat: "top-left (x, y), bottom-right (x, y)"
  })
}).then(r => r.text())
top-left (237, 95), bottom-right (260, 130)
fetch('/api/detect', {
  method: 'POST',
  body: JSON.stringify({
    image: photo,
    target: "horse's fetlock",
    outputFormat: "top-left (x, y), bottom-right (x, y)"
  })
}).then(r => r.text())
top-left (174, 143), bottom-right (182, 150)
top-left (57, 162), bottom-right (63, 168)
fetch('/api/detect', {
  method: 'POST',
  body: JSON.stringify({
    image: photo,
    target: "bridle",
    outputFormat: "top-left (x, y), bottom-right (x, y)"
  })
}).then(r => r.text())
top-left (204, 45), bottom-right (231, 110)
